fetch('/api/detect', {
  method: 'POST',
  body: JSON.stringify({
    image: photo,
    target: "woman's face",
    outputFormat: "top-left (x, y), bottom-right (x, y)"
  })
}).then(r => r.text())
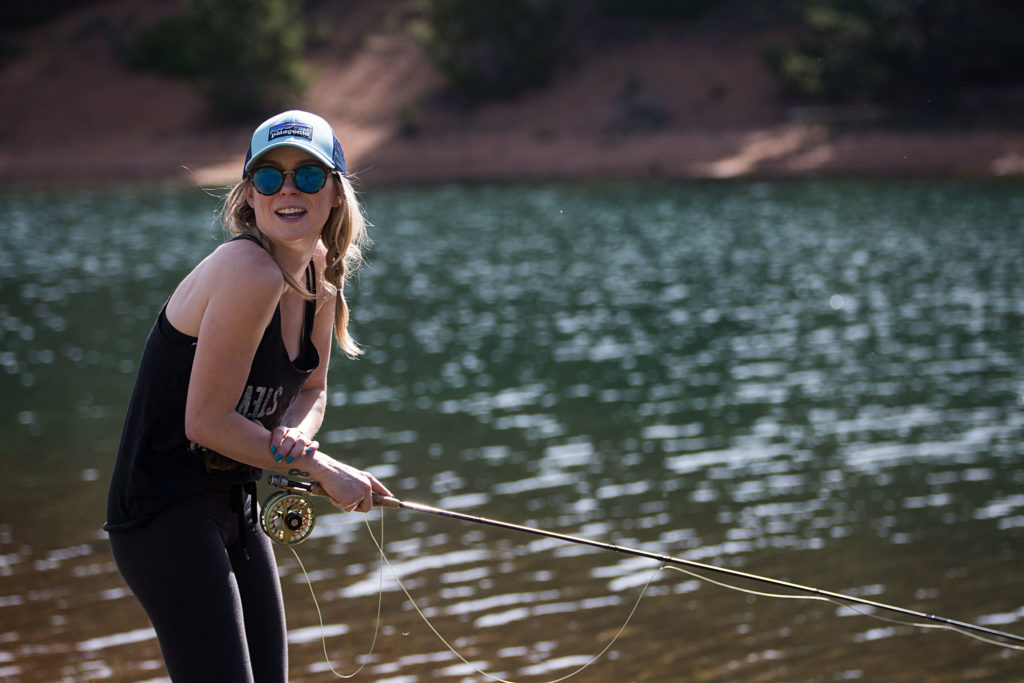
top-left (245, 146), bottom-right (342, 247)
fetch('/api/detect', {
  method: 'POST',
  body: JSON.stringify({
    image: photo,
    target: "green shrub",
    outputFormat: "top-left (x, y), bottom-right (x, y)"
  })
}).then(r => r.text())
top-left (416, 0), bottom-right (564, 99)
top-left (766, 0), bottom-right (1024, 108)
top-left (765, 1), bottom-right (906, 103)
top-left (124, 13), bottom-right (202, 77)
top-left (125, 0), bottom-right (306, 122)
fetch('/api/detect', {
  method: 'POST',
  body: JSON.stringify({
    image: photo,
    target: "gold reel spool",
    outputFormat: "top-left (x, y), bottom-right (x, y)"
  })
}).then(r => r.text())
top-left (261, 491), bottom-right (316, 545)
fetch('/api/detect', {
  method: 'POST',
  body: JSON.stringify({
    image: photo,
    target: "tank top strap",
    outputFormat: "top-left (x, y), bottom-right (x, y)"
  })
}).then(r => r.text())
top-left (301, 259), bottom-right (317, 356)
top-left (228, 233), bottom-right (265, 248)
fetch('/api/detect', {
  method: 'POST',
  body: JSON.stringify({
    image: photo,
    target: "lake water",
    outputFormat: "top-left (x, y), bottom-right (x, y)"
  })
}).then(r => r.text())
top-left (1, 178), bottom-right (1023, 682)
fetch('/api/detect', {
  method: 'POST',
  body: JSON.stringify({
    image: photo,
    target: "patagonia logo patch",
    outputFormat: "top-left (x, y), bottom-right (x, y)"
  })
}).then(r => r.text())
top-left (268, 121), bottom-right (313, 141)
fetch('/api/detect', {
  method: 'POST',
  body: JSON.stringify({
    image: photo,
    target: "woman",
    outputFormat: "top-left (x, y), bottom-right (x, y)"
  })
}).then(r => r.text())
top-left (104, 110), bottom-right (391, 682)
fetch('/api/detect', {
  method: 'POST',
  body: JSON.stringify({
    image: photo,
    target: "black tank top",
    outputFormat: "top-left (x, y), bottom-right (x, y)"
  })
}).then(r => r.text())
top-left (105, 236), bottom-right (319, 531)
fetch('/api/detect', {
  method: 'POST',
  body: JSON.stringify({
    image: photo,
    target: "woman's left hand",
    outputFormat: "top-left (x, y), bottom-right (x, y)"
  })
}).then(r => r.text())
top-left (270, 425), bottom-right (319, 465)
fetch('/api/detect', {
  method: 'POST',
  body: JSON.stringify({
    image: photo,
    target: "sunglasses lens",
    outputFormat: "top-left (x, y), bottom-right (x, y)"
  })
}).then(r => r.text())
top-left (252, 167), bottom-right (284, 195)
top-left (251, 165), bottom-right (329, 195)
top-left (294, 165), bottom-right (328, 193)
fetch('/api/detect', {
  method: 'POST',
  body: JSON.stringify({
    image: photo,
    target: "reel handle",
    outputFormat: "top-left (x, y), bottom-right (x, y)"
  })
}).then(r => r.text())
top-left (266, 473), bottom-right (400, 509)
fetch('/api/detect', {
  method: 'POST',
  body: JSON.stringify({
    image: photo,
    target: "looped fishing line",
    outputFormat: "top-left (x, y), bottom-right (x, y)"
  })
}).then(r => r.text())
top-left (292, 508), bottom-right (1024, 681)
top-left (289, 512), bottom-right (386, 678)
top-left (292, 510), bottom-right (662, 682)
top-left (360, 510), bottom-right (662, 683)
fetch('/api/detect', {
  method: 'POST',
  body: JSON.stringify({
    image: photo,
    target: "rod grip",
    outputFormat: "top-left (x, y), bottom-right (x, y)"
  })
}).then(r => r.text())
top-left (310, 484), bottom-right (398, 508)
top-left (266, 474), bottom-right (399, 508)
top-left (372, 493), bottom-right (401, 509)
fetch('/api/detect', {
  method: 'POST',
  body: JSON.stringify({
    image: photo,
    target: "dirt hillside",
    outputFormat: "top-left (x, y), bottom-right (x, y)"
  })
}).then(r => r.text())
top-left (2, 0), bottom-right (1024, 190)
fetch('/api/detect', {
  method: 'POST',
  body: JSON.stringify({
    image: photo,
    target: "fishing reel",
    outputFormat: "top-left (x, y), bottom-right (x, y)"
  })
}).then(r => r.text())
top-left (260, 474), bottom-right (399, 545)
top-left (260, 475), bottom-right (320, 546)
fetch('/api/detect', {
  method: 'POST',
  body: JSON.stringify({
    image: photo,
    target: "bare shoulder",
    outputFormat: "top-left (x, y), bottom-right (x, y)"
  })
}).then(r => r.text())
top-left (212, 237), bottom-right (282, 284)
top-left (196, 239), bottom-right (283, 332)
top-left (166, 238), bottom-right (283, 335)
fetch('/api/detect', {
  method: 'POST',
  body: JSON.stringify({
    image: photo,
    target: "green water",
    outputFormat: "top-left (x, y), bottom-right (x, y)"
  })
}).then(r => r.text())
top-left (1, 179), bottom-right (1023, 681)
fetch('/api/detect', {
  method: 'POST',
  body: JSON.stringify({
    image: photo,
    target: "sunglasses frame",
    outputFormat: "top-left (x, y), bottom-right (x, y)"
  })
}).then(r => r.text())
top-left (250, 164), bottom-right (332, 196)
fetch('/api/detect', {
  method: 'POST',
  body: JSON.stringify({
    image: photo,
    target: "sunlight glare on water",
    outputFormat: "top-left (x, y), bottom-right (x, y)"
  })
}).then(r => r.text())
top-left (0, 179), bottom-right (1022, 681)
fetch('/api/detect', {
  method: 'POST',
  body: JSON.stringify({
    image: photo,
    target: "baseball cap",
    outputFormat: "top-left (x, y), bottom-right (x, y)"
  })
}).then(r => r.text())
top-left (243, 110), bottom-right (347, 178)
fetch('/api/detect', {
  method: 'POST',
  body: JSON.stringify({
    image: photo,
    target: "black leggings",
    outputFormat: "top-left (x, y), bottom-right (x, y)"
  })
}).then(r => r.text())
top-left (109, 487), bottom-right (287, 682)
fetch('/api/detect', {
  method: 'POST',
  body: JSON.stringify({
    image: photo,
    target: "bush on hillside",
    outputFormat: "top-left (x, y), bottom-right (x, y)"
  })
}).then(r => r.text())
top-left (765, 0), bottom-right (1024, 109)
top-left (125, 0), bottom-right (306, 122)
top-left (415, 0), bottom-right (564, 99)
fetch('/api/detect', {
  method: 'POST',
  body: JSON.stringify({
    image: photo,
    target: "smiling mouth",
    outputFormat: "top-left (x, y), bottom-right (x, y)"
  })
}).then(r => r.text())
top-left (276, 207), bottom-right (307, 218)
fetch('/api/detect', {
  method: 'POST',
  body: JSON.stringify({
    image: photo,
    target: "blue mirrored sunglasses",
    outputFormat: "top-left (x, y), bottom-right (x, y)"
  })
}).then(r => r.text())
top-left (251, 164), bottom-right (330, 195)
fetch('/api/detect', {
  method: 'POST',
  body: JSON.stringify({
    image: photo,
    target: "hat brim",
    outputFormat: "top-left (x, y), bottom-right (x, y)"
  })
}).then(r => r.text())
top-left (243, 139), bottom-right (337, 175)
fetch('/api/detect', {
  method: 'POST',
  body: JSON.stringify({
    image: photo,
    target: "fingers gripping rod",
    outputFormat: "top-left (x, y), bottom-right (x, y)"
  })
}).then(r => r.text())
top-left (264, 475), bottom-right (1024, 647)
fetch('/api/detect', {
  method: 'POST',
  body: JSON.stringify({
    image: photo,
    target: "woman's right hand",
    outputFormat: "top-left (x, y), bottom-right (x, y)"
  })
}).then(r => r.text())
top-left (317, 458), bottom-right (392, 513)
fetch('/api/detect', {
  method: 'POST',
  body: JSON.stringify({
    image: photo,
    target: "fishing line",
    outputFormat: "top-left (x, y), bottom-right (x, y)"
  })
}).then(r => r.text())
top-left (363, 492), bottom-right (1024, 651)
top-left (360, 512), bottom-right (662, 683)
top-left (662, 563), bottom-right (833, 602)
top-left (661, 562), bottom-right (1024, 652)
top-left (282, 501), bottom-right (659, 683)
top-left (263, 476), bottom-right (1024, 667)
top-left (287, 513), bottom-right (387, 678)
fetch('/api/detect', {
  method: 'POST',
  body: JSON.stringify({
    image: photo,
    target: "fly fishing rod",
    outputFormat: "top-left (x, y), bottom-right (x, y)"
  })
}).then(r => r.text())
top-left (263, 474), bottom-right (1024, 648)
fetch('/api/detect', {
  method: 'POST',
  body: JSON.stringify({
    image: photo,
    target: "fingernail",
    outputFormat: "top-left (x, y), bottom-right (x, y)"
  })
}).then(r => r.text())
top-left (285, 456), bottom-right (294, 464)
top-left (274, 454), bottom-right (283, 463)
top-left (305, 447), bottom-right (313, 455)
top-left (271, 445), bottom-right (278, 455)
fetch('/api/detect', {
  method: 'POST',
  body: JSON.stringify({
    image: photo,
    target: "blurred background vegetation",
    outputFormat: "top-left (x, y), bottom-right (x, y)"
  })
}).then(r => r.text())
top-left (764, 0), bottom-right (1024, 116)
top-left (123, 0), bottom-right (307, 122)
top-left (3, 0), bottom-right (1024, 123)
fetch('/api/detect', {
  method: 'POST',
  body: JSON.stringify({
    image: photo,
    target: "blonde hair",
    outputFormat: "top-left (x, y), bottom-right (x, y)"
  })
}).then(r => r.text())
top-left (221, 172), bottom-right (369, 358)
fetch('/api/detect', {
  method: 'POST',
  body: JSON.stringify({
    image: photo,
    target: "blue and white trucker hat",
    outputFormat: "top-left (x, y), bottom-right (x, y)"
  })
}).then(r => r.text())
top-left (243, 110), bottom-right (347, 178)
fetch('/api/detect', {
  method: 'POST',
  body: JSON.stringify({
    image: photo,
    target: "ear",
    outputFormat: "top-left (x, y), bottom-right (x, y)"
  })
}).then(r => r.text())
top-left (245, 183), bottom-right (255, 209)
top-left (332, 177), bottom-right (344, 208)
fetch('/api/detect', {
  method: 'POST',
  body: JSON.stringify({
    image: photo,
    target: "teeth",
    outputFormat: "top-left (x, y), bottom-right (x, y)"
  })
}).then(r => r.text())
top-left (277, 207), bottom-right (305, 215)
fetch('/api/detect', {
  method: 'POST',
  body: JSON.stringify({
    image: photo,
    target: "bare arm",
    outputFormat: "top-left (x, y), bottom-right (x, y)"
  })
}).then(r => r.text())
top-left (178, 242), bottom-right (389, 512)
top-left (181, 242), bottom-right (281, 466)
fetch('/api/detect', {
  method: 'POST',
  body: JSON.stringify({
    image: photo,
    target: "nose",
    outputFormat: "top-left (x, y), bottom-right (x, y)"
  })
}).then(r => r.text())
top-left (279, 171), bottom-right (300, 194)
